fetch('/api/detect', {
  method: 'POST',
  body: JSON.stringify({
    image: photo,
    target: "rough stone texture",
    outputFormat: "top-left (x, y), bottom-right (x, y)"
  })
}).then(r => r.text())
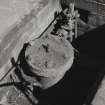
top-left (0, 0), bottom-right (60, 80)
top-left (0, 1), bottom-right (61, 104)
top-left (25, 35), bottom-right (74, 89)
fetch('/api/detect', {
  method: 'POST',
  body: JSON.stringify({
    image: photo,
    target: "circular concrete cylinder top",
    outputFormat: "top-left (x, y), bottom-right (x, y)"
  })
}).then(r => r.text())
top-left (25, 35), bottom-right (74, 88)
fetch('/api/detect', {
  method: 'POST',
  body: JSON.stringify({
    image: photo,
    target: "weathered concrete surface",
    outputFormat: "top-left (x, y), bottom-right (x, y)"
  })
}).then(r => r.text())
top-left (0, 0), bottom-right (61, 80)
